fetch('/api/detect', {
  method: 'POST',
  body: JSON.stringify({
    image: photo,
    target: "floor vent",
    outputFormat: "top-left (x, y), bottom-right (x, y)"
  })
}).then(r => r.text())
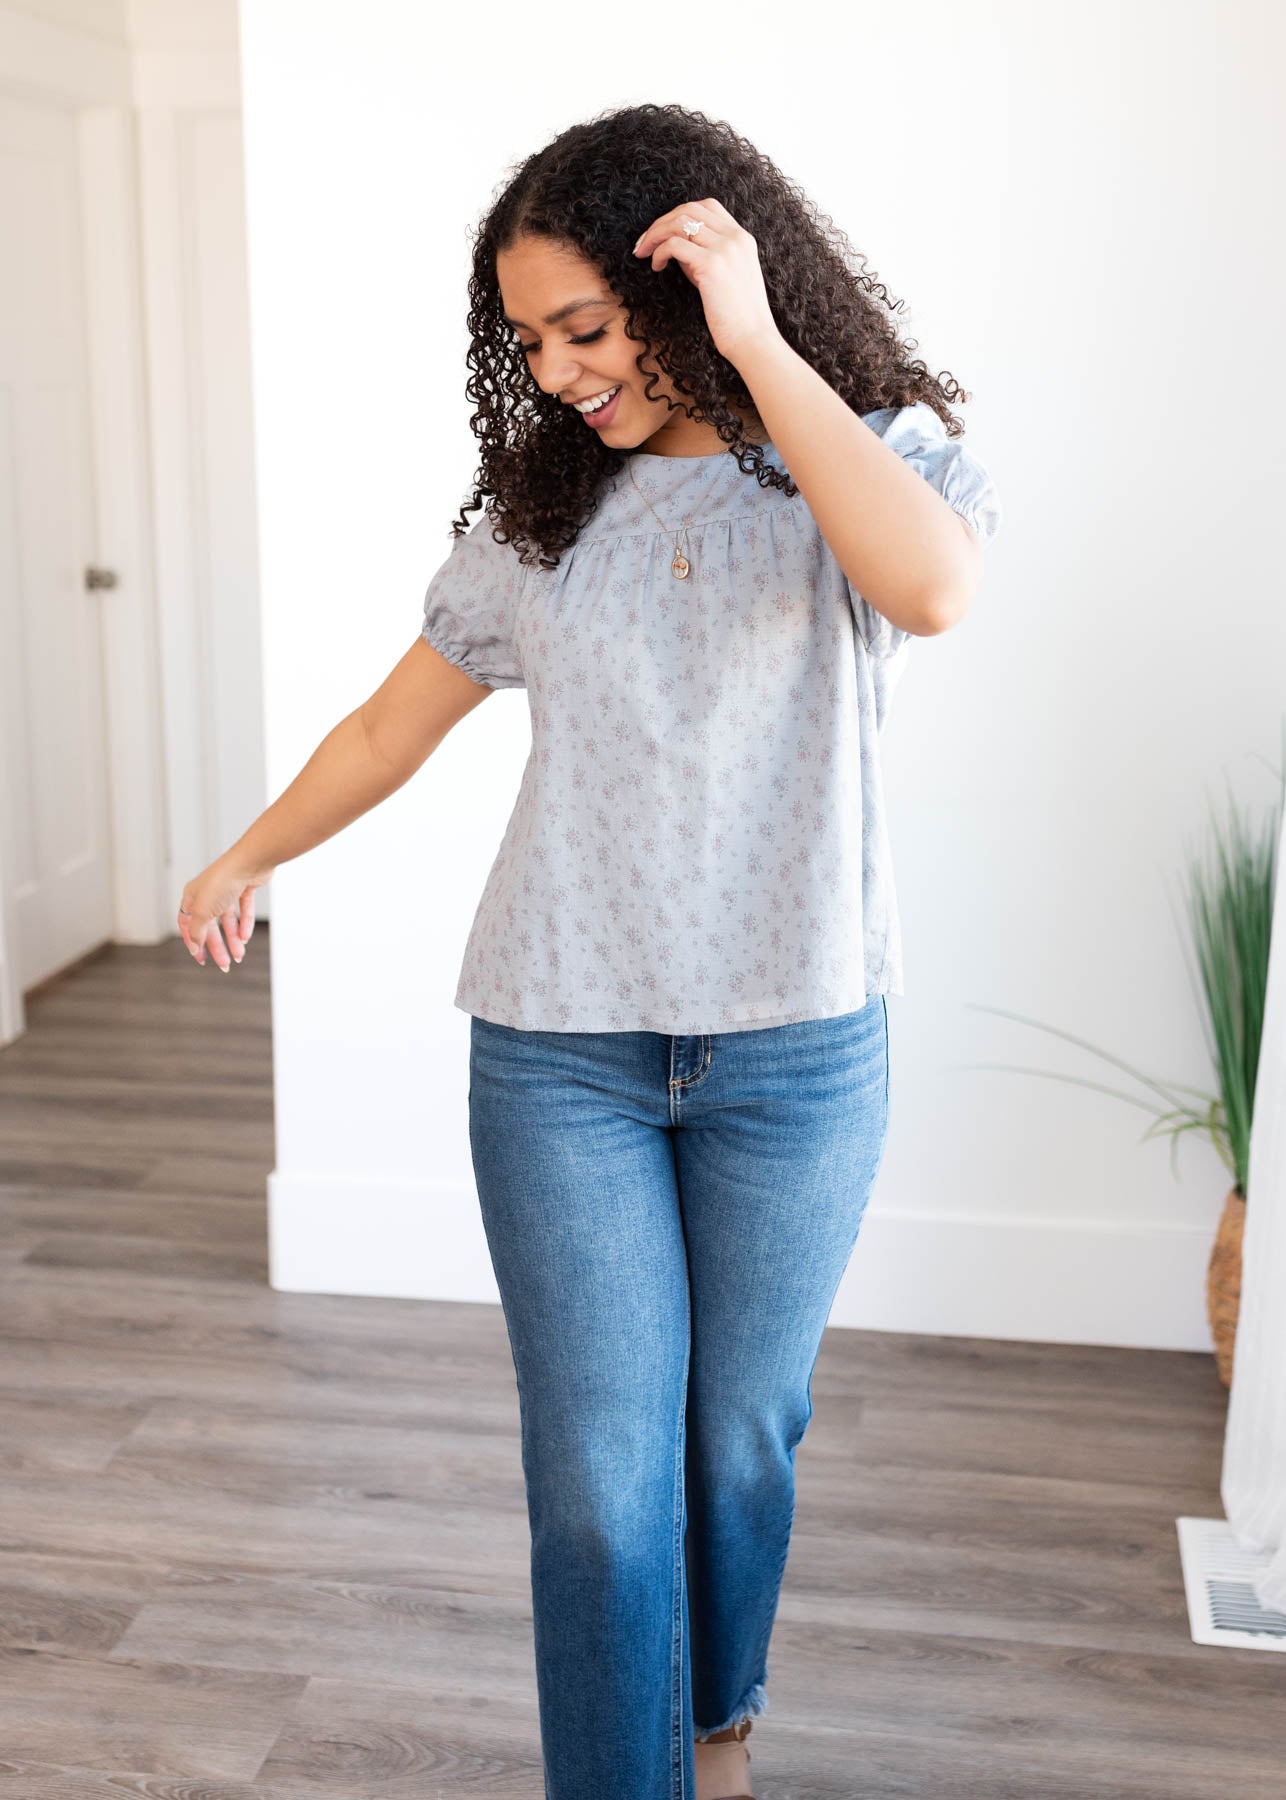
top-left (1177, 1516), bottom-right (1286, 1651)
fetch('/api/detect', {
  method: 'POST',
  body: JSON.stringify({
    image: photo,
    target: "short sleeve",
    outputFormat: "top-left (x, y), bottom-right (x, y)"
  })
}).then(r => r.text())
top-left (852, 401), bottom-right (1003, 658)
top-left (420, 513), bottom-right (528, 690)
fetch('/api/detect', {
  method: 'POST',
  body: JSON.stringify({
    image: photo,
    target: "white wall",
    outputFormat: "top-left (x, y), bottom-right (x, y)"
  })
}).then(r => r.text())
top-left (243, 0), bottom-right (1286, 1348)
top-left (126, 0), bottom-right (268, 914)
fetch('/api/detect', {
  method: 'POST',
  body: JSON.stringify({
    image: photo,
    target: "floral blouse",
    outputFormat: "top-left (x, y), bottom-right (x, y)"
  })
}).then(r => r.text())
top-left (421, 401), bottom-right (1002, 1033)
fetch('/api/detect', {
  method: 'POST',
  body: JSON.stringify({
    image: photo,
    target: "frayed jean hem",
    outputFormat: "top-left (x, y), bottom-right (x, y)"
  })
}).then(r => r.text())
top-left (693, 1681), bottom-right (769, 1742)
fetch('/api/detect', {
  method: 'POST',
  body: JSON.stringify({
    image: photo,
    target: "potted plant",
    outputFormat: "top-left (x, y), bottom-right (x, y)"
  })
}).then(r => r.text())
top-left (961, 744), bottom-right (1282, 1388)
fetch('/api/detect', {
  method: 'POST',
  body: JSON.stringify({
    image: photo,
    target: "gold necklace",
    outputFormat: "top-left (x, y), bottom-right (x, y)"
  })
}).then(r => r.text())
top-left (626, 453), bottom-right (730, 579)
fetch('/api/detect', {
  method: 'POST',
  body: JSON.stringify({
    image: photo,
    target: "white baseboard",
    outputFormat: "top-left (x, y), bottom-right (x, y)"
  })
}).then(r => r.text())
top-left (267, 1171), bottom-right (1216, 1354)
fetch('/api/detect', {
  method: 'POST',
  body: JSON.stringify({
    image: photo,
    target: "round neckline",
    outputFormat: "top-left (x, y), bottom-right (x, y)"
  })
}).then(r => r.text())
top-left (626, 439), bottom-right (775, 463)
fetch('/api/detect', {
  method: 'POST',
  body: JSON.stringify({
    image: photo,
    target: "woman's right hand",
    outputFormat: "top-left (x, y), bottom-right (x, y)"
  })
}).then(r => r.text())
top-left (178, 857), bottom-right (273, 971)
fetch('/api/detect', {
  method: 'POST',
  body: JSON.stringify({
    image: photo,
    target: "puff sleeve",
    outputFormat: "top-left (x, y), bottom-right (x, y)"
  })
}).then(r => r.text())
top-left (420, 512), bottom-right (528, 690)
top-left (851, 401), bottom-right (1003, 658)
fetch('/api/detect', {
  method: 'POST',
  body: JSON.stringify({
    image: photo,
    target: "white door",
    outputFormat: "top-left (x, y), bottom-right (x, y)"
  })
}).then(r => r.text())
top-left (0, 92), bottom-right (115, 996)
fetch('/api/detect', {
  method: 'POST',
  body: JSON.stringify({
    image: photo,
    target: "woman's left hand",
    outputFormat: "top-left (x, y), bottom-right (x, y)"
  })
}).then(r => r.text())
top-left (633, 198), bottom-right (782, 370)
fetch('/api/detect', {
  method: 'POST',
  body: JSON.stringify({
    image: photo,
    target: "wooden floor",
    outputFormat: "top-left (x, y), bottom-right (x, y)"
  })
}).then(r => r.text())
top-left (0, 930), bottom-right (1282, 1798)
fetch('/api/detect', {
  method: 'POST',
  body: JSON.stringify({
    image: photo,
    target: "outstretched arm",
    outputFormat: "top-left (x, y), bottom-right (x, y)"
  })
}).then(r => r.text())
top-left (178, 638), bottom-right (490, 969)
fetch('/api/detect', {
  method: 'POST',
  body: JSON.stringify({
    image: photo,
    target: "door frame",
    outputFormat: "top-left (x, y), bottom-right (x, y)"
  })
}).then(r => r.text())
top-left (0, 12), bottom-right (217, 1046)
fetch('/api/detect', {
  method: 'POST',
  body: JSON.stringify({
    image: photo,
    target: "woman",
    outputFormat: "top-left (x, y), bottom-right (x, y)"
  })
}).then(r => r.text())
top-left (179, 101), bottom-right (1002, 1800)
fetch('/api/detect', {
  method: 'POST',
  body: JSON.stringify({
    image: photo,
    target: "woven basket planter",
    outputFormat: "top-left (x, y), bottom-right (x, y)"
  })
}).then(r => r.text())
top-left (1206, 1185), bottom-right (1247, 1388)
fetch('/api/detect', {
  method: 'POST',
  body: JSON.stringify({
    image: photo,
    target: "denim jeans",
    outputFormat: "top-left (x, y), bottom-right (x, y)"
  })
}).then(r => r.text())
top-left (467, 995), bottom-right (890, 1800)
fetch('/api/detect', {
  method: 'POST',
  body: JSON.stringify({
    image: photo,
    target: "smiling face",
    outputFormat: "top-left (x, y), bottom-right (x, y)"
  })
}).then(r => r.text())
top-left (495, 232), bottom-right (763, 458)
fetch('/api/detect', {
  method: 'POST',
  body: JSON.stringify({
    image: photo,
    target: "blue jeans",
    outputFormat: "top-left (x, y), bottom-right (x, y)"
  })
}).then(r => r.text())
top-left (467, 996), bottom-right (890, 1800)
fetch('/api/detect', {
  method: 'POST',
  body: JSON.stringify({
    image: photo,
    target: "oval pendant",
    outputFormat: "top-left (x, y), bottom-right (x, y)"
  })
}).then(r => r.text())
top-left (672, 554), bottom-right (690, 579)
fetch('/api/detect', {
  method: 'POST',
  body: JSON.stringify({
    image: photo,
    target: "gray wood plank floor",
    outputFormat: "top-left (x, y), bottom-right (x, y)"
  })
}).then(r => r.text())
top-left (1, 931), bottom-right (1282, 1798)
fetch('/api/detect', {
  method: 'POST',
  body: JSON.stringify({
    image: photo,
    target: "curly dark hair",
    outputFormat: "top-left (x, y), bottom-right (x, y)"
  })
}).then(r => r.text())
top-left (451, 101), bottom-right (974, 569)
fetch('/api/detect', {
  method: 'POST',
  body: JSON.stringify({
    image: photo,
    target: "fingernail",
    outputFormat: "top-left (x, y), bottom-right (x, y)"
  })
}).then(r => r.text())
top-left (633, 235), bottom-right (643, 254)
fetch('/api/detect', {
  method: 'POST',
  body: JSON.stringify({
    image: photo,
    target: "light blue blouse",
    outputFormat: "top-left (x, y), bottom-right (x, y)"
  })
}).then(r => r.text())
top-left (421, 401), bottom-right (1002, 1033)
